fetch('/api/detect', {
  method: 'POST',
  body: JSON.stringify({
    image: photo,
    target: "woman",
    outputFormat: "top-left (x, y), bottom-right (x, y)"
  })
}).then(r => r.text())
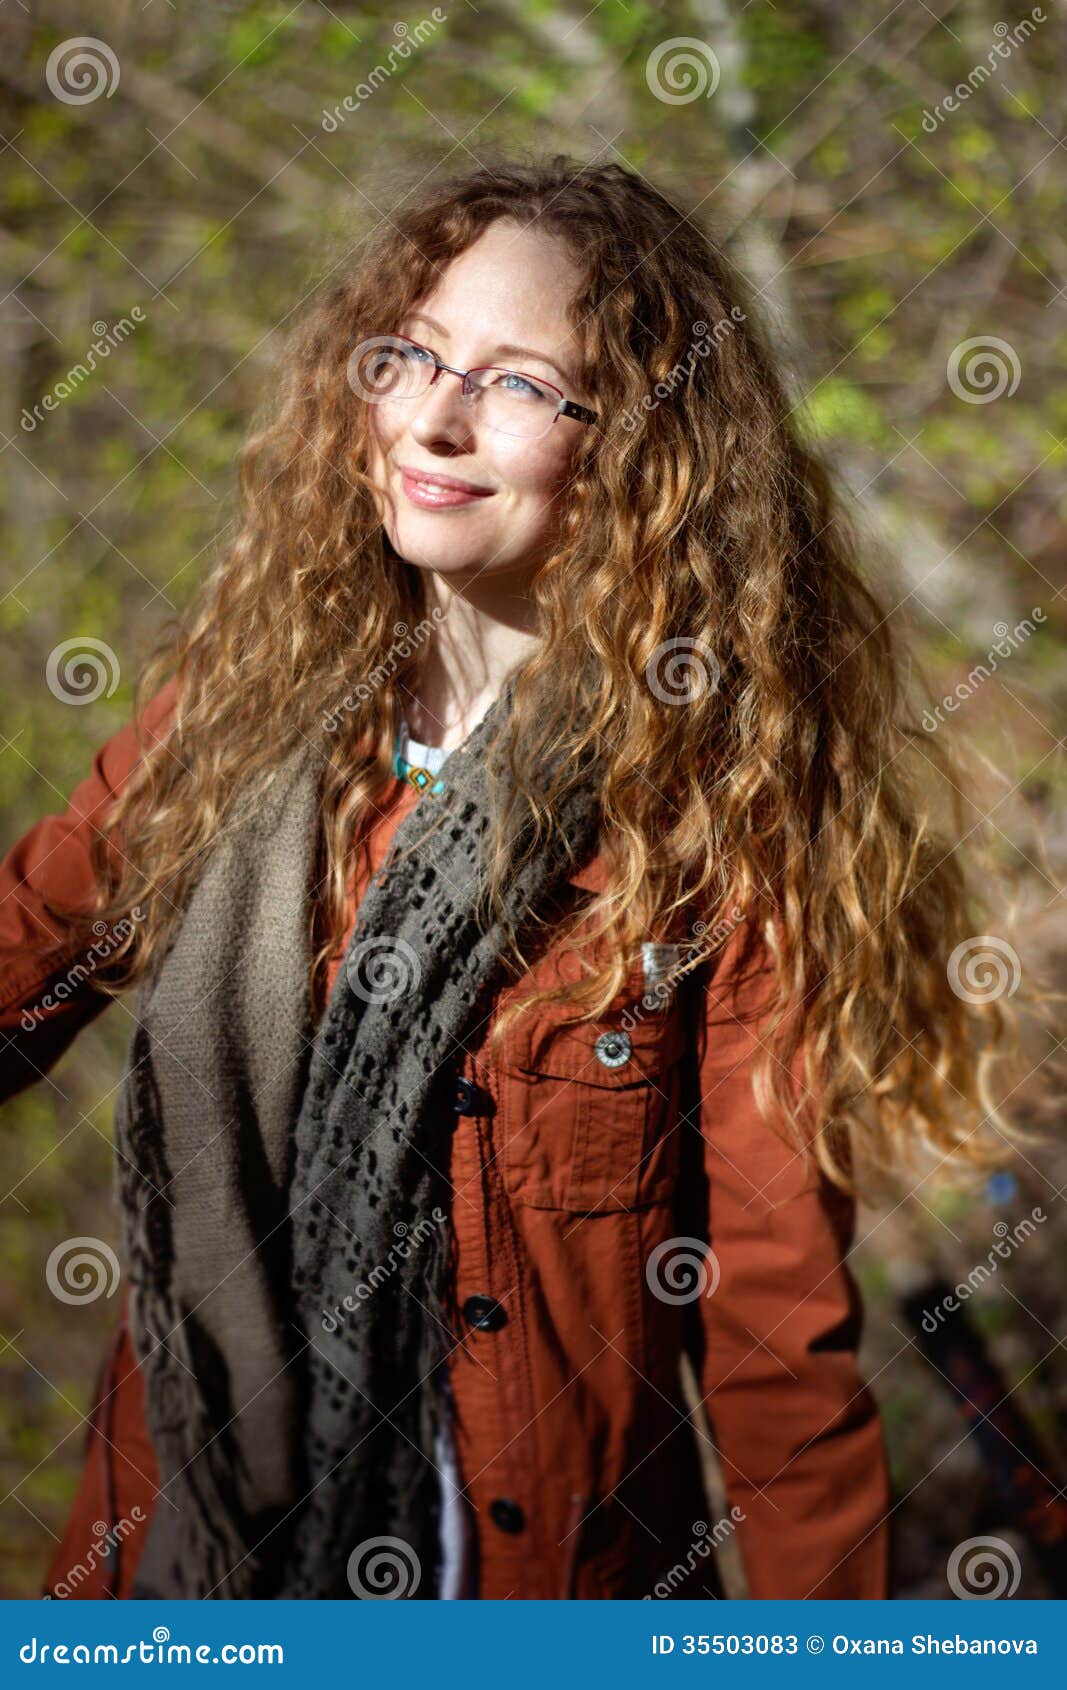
top-left (1, 157), bottom-right (1015, 1601)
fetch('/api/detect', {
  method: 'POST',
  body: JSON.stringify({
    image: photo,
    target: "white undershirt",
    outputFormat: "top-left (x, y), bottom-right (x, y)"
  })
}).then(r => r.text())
top-left (397, 717), bottom-right (451, 779)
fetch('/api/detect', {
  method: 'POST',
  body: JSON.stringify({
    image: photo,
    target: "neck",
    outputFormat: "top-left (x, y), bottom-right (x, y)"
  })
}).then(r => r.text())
top-left (401, 575), bottom-right (541, 752)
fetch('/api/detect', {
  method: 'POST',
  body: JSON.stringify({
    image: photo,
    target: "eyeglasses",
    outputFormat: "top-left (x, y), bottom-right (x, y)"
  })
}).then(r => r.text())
top-left (352, 332), bottom-right (599, 441)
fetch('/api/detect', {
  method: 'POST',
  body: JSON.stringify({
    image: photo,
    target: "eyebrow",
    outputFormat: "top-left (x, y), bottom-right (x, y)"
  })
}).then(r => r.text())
top-left (404, 311), bottom-right (578, 388)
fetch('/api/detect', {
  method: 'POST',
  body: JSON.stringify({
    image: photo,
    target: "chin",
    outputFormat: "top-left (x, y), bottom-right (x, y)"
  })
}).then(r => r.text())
top-left (393, 535), bottom-right (488, 572)
top-left (389, 520), bottom-right (514, 574)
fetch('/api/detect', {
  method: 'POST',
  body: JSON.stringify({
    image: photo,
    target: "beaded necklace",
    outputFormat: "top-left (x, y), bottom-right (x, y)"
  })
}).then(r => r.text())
top-left (392, 716), bottom-right (448, 796)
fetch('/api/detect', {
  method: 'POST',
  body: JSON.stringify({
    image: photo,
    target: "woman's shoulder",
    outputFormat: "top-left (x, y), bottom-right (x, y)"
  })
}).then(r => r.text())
top-left (94, 675), bottom-right (180, 800)
top-left (0, 677), bottom-right (180, 1012)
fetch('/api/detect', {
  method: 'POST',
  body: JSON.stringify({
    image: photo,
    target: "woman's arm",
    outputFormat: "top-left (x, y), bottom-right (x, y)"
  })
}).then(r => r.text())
top-left (683, 927), bottom-right (892, 1599)
top-left (0, 679), bottom-right (178, 1103)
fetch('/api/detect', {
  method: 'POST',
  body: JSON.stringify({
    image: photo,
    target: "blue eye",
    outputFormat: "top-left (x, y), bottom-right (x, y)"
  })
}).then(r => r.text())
top-left (497, 370), bottom-right (551, 401)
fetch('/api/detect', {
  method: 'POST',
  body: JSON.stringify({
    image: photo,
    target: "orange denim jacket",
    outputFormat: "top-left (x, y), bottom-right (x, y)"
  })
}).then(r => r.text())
top-left (1, 683), bottom-right (891, 1600)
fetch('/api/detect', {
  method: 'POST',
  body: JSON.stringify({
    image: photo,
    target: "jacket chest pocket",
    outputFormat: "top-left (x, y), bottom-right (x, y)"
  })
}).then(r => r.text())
top-left (495, 992), bottom-right (687, 1213)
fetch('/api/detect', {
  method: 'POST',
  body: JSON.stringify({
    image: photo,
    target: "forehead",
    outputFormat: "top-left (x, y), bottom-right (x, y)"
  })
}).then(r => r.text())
top-left (409, 221), bottom-right (586, 354)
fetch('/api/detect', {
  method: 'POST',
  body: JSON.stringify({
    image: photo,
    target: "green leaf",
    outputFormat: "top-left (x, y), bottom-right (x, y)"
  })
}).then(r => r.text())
top-left (795, 376), bottom-right (888, 446)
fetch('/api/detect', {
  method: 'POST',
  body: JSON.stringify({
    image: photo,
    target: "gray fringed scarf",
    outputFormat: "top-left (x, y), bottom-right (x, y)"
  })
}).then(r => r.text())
top-left (113, 679), bottom-right (602, 1598)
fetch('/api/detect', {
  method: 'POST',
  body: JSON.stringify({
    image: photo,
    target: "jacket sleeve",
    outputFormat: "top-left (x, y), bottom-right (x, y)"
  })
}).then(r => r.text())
top-left (683, 925), bottom-right (892, 1598)
top-left (0, 679), bottom-right (178, 1104)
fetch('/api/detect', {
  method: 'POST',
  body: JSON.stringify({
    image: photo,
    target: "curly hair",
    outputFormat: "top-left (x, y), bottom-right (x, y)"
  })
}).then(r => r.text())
top-left (50, 154), bottom-right (1029, 1198)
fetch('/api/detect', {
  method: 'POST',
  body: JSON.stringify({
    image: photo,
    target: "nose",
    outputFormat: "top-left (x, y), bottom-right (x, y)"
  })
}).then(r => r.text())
top-left (406, 367), bottom-right (479, 452)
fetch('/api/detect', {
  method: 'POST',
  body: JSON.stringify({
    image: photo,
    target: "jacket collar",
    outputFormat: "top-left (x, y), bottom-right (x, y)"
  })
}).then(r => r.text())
top-left (567, 853), bottom-right (608, 894)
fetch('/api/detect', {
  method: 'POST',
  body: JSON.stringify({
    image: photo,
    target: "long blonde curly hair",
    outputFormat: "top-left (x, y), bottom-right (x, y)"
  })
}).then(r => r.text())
top-left (48, 155), bottom-right (1029, 1198)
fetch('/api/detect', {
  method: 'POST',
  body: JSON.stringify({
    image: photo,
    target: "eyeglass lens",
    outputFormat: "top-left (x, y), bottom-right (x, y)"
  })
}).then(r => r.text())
top-left (366, 336), bottom-right (560, 439)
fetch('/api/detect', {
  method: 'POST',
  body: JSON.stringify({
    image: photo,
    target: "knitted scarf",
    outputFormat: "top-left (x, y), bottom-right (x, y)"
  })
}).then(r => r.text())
top-left (113, 679), bottom-right (603, 1598)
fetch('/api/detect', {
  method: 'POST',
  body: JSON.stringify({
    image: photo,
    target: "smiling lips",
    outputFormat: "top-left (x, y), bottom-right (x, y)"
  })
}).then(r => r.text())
top-left (399, 466), bottom-right (495, 509)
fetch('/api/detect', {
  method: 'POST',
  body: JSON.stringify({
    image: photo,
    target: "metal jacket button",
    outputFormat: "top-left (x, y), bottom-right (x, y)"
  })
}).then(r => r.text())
top-left (594, 1028), bottom-right (632, 1069)
top-left (462, 1293), bottom-right (507, 1332)
top-left (489, 1497), bottom-right (525, 1533)
top-left (453, 1075), bottom-right (481, 1114)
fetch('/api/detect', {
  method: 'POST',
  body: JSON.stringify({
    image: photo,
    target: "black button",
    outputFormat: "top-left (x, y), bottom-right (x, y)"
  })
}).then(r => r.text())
top-left (463, 1294), bottom-right (507, 1332)
top-left (489, 1497), bottom-right (525, 1533)
top-left (453, 1076), bottom-right (481, 1115)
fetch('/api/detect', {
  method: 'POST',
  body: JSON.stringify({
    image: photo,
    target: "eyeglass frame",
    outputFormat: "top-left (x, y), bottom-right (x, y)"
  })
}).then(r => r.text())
top-left (374, 331), bottom-right (599, 437)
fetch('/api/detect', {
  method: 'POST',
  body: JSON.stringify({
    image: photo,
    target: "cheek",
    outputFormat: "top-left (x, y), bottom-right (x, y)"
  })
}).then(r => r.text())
top-left (368, 406), bottom-right (400, 459)
top-left (499, 432), bottom-right (579, 503)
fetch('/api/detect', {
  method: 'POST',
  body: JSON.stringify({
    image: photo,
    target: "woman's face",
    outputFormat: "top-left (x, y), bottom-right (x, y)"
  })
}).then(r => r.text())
top-left (364, 219), bottom-right (595, 595)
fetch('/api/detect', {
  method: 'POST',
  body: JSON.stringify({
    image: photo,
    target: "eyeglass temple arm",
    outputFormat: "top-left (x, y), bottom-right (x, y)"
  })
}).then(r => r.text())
top-left (559, 399), bottom-right (598, 426)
